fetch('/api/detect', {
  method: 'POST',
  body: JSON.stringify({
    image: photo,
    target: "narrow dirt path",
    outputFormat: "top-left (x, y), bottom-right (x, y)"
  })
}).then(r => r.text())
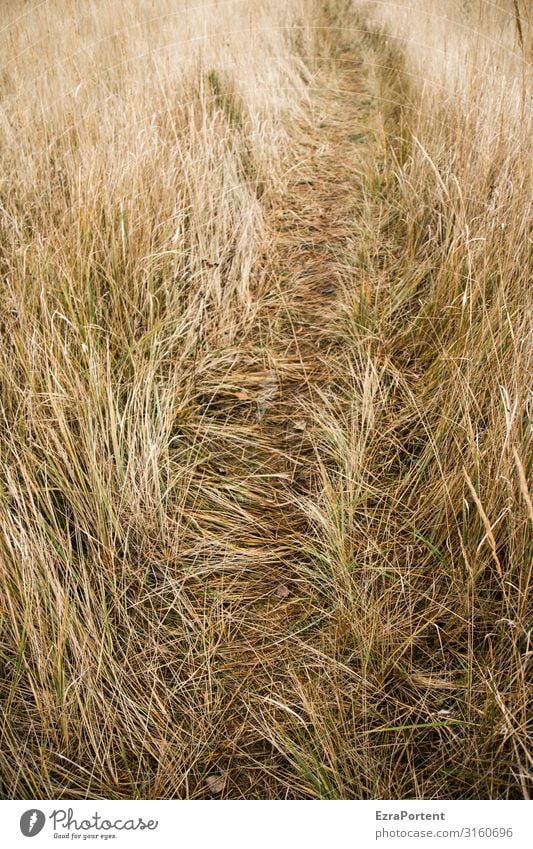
top-left (192, 34), bottom-right (383, 798)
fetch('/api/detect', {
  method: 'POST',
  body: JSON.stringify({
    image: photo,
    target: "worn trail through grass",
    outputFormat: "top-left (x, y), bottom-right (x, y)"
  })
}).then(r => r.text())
top-left (195, 36), bottom-right (381, 798)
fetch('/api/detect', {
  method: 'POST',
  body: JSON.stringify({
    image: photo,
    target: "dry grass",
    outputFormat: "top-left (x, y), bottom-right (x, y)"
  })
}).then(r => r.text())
top-left (0, 0), bottom-right (531, 799)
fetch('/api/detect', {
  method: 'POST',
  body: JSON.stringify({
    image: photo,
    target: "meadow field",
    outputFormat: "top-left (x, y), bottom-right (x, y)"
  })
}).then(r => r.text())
top-left (0, 0), bottom-right (531, 798)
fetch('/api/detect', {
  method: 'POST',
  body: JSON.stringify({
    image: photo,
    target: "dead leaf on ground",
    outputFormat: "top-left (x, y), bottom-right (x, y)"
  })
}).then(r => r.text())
top-left (256, 373), bottom-right (279, 420)
top-left (205, 773), bottom-right (226, 794)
